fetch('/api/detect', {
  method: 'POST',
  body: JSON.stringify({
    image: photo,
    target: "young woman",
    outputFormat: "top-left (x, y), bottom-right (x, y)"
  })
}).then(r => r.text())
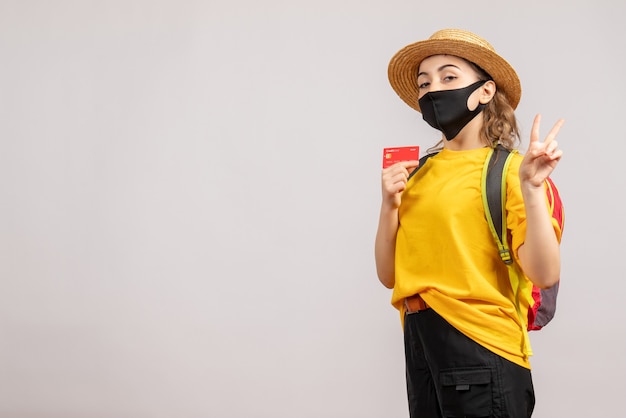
top-left (375, 29), bottom-right (565, 418)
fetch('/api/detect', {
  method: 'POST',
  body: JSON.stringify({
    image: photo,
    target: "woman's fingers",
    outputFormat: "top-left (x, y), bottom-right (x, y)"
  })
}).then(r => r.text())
top-left (530, 114), bottom-right (542, 145)
top-left (382, 160), bottom-right (419, 196)
top-left (543, 119), bottom-right (565, 145)
top-left (528, 115), bottom-right (565, 161)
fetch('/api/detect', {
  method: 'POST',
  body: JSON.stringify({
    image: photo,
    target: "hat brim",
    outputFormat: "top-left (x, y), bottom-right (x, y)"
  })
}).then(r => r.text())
top-left (388, 38), bottom-right (521, 112)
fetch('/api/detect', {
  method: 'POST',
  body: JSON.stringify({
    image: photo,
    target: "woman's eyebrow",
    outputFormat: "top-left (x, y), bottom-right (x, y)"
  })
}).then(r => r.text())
top-left (418, 64), bottom-right (461, 78)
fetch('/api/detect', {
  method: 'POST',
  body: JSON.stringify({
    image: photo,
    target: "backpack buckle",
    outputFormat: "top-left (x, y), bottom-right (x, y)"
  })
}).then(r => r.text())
top-left (500, 249), bottom-right (513, 265)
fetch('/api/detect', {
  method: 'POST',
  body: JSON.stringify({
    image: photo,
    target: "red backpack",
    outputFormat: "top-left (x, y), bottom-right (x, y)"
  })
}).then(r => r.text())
top-left (482, 146), bottom-right (564, 331)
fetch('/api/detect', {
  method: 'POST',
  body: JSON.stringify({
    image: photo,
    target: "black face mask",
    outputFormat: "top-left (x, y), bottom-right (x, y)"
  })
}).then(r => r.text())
top-left (418, 80), bottom-right (488, 141)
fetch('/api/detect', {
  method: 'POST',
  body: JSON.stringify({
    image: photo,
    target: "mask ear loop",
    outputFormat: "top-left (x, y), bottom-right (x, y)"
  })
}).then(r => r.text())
top-left (466, 79), bottom-right (490, 112)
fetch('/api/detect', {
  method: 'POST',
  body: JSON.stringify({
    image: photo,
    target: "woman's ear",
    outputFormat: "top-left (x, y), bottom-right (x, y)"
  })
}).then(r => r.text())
top-left (479, 80), bottom-right (496, 104)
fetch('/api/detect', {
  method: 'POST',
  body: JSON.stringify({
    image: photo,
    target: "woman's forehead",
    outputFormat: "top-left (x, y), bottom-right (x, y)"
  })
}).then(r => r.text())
top-left (418, 54), bottom-right (469, 72)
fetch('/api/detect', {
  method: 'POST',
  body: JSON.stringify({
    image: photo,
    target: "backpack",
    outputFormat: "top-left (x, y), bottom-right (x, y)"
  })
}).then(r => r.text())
top-left (412, 145), bottom-right (563, 332)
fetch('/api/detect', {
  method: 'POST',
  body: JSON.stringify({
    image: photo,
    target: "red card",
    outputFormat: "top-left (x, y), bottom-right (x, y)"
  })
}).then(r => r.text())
top-left (382, 146), bottom-right (420, 168)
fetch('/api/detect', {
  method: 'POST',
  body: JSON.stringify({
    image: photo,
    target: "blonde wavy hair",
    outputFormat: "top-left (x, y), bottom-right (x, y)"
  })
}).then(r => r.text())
top-left (426, 59), bottom-right (520, 154)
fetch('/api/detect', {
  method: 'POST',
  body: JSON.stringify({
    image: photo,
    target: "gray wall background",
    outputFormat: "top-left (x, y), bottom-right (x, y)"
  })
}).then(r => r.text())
top-left (0, 1), bottom-right (623, 417)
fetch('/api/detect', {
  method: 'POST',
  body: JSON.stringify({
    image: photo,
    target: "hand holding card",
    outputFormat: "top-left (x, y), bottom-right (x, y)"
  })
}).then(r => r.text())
top-left (382, 146), bottom-right (420, 168)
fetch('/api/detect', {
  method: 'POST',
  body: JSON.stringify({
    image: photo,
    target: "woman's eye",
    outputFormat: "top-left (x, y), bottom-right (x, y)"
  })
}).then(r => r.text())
top-left (443, 75), bottom-right (457, 82)
top-left (418, 81), bottom-right (430, 89)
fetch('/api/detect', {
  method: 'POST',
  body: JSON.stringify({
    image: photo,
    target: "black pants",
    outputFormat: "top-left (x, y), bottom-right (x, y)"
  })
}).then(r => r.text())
top-left (404, 309), bottom-right (535, 418)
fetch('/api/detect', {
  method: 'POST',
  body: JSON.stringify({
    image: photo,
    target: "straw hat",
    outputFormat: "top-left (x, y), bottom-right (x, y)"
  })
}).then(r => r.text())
top-left (388, 28), bottom-right (521, 112)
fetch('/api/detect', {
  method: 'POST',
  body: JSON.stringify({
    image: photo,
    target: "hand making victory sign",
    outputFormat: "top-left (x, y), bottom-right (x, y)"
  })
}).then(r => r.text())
top-left (519, 114), bottom-right (565, 188)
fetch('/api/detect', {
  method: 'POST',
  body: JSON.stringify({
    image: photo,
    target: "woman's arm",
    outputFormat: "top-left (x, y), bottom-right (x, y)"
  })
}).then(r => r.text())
top-left (517, 115), bottom-right (564, 289)
top-left (517, 184), bottom-right (561, 288)
top-left (375, 203), bottom-right (399, 289)
top-left (374, 160), bottom-right (418, 289)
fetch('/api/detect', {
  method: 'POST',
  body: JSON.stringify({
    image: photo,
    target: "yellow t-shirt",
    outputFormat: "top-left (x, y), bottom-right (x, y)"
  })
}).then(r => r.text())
top-left (392, 147), bottom-right (562, 369)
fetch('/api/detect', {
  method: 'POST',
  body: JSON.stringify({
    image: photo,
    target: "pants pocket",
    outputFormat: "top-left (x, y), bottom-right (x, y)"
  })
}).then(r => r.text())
top-left (439, 367), bottom-right (492, 418)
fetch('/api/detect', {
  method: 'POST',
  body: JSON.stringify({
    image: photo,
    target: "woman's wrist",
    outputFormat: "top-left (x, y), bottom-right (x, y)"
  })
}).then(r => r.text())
top-left (520, 181), bottom-right (546, 206)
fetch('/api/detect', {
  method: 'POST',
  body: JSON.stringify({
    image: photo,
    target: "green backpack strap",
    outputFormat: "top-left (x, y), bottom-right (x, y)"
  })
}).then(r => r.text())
top-left (481, 145), bottom-right (532, 357)
top-left (481, 145), bottom-right (517, 264)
